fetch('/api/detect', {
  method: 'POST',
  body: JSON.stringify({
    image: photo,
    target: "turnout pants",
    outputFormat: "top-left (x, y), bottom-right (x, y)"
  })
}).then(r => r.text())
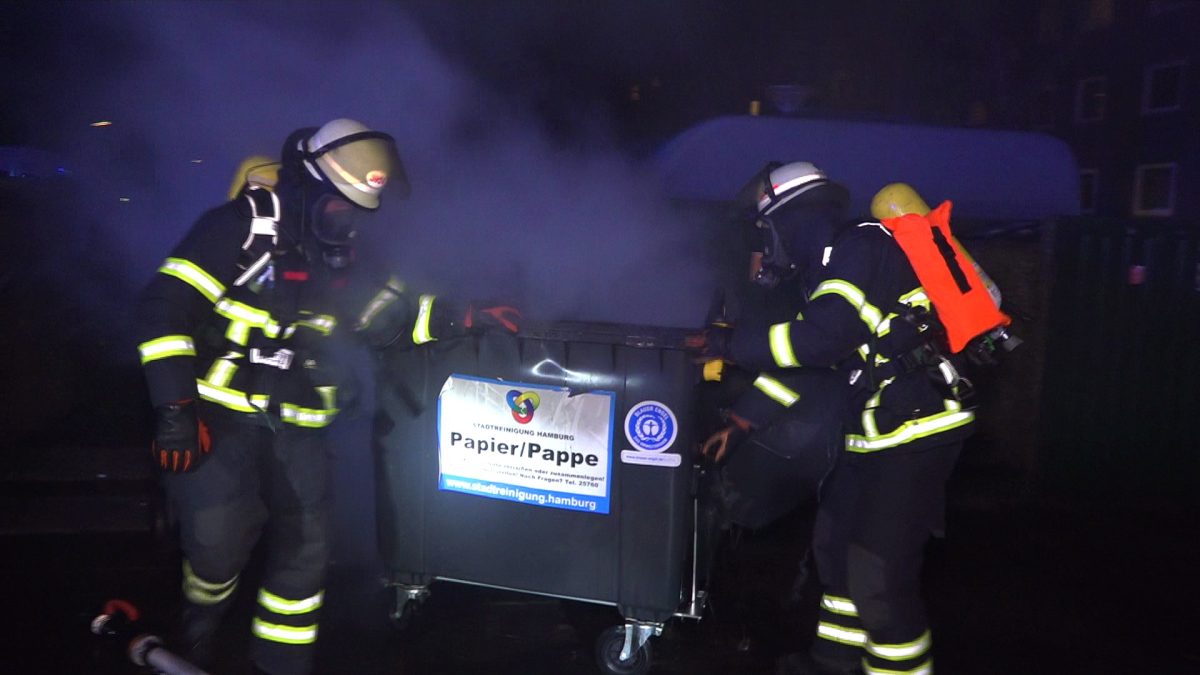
top-left (809, 441), bottom-right (961, 675)
top-left (163, 406), bottom-right (331, 675)
top-left (717, 369), bottom-right (847, 530)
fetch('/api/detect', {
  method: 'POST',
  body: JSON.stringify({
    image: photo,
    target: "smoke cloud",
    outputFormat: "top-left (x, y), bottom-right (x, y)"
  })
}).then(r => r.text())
top-left (49, 0), bottom-right (719, 337)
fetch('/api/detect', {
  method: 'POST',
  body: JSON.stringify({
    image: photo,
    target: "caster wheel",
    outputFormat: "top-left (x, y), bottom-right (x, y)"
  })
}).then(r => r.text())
top-left (594, 625), bottom-right (653, 675)
top-left (387, 589), bottom-right (429, 638)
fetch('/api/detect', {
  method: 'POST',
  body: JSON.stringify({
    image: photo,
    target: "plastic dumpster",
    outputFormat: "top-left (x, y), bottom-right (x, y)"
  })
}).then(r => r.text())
top-left (373, 321), bottom-right (706, 674)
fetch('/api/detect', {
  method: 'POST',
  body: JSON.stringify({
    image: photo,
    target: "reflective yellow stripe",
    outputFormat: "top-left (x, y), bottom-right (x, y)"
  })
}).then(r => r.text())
top-left (769, 322), bottom-right (800, 368)
top-left (811, 279), bottom-right (883, 334)
top-left (357, 277), bottom-right (405, 329)
top-left (848, 406), bottom-right (974, 452)
top-left (197, 379), bottom-right (269, 413)
top-left (280, 403), bottom-right (337, 428)
top-left (293, 312), bottom-right (337, 336)
top-left (753, 374), bottom-right (800, 407)
top-left (412, 294), bottom-right (437, 344)
top-left (817, 621), bottom-right (867, 646)
top-left (182, 559), bottom-right (237, 605)
top-left (226, 320), bottom-right (251, 346)
top-left (821, 594), bottom-right (858, 617)
top-left (159, 257), bottom-right (225, 303)
top-left (867, 630), bottom-right (932, 661)
top-left (863, 659), bottom-right (933, 675)
top-left (258, 588), bottom-right (324, 615)
top-left (205, 358), bottom-right (239, 388)
top-left (138, 335), bottom-right (195, 364)
top-left (251, 618), bottom-right (317, 645)
top-left (316, 386), bottom-right (338, 410)
top-left (215, 299), bottom-right (281, 338)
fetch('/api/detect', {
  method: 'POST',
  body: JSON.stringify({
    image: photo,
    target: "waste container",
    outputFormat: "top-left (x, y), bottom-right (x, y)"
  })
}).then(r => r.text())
top-left (373, 322), bottom-right (706, 674)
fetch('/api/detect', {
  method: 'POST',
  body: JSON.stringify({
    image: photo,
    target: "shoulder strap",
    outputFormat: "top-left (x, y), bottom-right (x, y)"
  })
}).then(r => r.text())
top-left (234, 186), bottom-right (281, 287)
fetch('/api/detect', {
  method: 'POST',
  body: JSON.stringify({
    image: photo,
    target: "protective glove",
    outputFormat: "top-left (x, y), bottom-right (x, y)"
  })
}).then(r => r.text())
top-left (699, 411), bottom-right (752, 462)
top-left (463, 304), bottom-right (521, 334)
top-left (152, 399), bottom-right (212, 473)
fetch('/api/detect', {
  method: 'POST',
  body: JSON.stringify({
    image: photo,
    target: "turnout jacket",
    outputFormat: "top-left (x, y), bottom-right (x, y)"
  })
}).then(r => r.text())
top-left (136, 188), bottom-right (440, 428)
top-left (730, 222), bottom-right (975, 453)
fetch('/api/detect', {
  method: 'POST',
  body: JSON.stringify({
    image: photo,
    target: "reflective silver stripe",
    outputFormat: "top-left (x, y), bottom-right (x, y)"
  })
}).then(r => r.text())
top-left (811, 279), bottom-right (883, 334)
top-left (159, 257), bottom-right (225, 303)
top-left (197, 379), bottom-right (268, 413)
top-left (863, 659), bottom-right (933, 675)
top-left (412, 294), bottom-right (437, 344)
top-left (754, 375), bottom-right (800, 407)
top-left (251, 618), bottom-right (317, 645)
top-left (817, 621), bottom-right (867, 646)
top-left (215, 299), bottom-right (282, 337)
top-left (769, 322), bottom-right (800, 368)
top-left (821, 595), bottom-right (858, 616)
top-left (867, 630), bottom-right (932, 661)
top-left (280, 403), bottom-right (336, 428)
top-left (258, 588), bottom-right (324, 615)
top-left (848, 407), bottom-right (975, 453)
top-left (182, 559), bottom-right (237, 605)
top-left (138, 335), bottom-right (195, 364)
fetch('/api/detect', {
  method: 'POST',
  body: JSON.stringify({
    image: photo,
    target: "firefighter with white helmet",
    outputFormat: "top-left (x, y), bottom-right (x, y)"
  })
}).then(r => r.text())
top-left (697, 165), bottom-right (992, 674)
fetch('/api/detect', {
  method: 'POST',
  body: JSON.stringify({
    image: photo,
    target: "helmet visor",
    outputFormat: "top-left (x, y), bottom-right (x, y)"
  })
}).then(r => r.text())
top-left (313, 132), bottom-right (410, 209)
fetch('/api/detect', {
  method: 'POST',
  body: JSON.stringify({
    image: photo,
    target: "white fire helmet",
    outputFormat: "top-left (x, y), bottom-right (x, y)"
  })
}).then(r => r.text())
top-left (756, 161), bottom-right (837, 216)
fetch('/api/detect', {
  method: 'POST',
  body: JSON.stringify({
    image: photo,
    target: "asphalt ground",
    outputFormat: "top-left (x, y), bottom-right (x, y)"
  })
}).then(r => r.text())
top-left (3, 476), bottom-right (1199, 675)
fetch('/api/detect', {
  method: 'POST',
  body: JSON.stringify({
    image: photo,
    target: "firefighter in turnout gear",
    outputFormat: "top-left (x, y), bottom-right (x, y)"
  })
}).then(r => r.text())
top-left (695, 161), bottom-right (853, 529)
top-left (135, 119), bottom-right (467, 675)
top-left (706, 170), bottom-right (990, 675)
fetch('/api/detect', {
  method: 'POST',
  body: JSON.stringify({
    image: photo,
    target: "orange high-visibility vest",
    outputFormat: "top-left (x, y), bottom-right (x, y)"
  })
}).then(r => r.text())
top-left (880, 201), bottom-right (1010, 353)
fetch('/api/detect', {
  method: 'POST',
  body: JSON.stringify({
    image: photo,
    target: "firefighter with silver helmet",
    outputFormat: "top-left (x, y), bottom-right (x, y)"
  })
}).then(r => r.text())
top-left (134, 119), bottom-right (505, 675)
top-left (696, 164), bottom-right (994, 675)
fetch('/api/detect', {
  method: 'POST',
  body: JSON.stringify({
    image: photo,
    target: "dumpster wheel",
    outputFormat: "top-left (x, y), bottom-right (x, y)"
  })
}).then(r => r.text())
top-left (595, 625), bottom-right (653, 675)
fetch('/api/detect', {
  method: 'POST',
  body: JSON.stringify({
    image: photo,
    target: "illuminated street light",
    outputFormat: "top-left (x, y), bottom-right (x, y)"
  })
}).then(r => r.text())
top-left (90, 121), bottom-right (113, 127)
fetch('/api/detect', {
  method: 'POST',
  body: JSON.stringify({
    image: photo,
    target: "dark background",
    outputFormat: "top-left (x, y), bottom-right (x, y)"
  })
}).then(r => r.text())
top-left (1, 1), bottom-right (1198, 673)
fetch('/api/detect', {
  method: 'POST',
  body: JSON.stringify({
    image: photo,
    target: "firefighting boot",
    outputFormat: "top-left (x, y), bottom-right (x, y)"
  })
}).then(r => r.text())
top-left (167, 602), bottom-right (226, 670)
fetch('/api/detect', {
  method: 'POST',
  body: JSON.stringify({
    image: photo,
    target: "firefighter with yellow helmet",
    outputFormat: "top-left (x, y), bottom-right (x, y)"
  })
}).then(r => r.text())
top-left (134, 119), bottom-right (492, 675)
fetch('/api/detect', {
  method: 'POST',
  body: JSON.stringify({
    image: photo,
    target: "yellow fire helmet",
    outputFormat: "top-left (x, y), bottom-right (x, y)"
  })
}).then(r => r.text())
top-left (302, 118), bottom-right (406, 210)
top-left (871, 182), bottom-right (931, 220)
top-left (226, 154), bottom-right (279, 201)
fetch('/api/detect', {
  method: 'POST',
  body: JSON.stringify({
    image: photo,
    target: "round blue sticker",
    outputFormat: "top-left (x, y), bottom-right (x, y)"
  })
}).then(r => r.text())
top-left (624, 400), bottom-right (678, 453)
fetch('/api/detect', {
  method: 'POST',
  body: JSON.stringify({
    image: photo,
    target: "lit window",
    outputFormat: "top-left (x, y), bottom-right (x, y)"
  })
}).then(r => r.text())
top-left (1142, 61), bottom-right (1185, 113)
top-left (1075, 76), bottom-right (1107, 122)
top-left (1132, 163), bottom-right (1177, 217)
top-left (1079, 170), bottom-right (1099, 214)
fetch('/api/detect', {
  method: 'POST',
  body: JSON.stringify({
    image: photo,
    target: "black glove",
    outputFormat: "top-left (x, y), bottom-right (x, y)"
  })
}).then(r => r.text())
top-left (152, 399), bottom-right (211, 473)
top-left (463, 303), bottom-right (521, 334)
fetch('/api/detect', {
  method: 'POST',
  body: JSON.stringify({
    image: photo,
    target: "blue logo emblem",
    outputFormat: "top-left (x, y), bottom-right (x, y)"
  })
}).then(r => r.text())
top-left (624, 401), bottom-right (677, 453)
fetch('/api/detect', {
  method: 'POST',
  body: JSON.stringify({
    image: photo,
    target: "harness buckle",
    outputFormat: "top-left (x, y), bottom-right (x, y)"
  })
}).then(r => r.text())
top-left (249, 348), bottom-right (294, 370)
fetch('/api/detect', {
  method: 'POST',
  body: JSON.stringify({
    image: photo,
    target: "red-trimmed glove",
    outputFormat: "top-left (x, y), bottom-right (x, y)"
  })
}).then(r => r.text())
top-left (463, 304), bottom-right (521, 334)
top-left (152, 399), bottom-right (212, 473)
